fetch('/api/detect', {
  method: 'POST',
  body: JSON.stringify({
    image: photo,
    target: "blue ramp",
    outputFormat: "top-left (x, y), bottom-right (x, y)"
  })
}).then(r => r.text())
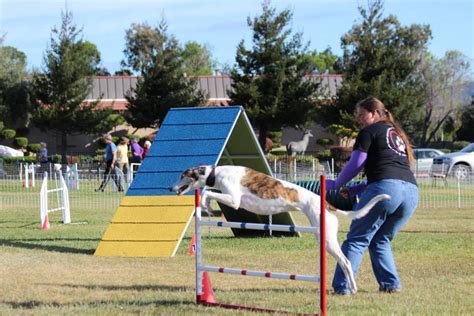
top-left (96, 106), bottom-right (298, 257)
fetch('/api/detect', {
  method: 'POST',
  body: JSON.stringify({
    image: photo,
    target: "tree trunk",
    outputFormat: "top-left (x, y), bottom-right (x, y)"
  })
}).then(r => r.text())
top-left (258, 124), bottom-right (267, 153)
top-left (61, 131), bottom-right (68, 170)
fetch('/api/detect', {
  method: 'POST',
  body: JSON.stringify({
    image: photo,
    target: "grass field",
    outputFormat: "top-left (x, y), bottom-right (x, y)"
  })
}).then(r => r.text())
top-left (1, 185), bottom-right (473, 315)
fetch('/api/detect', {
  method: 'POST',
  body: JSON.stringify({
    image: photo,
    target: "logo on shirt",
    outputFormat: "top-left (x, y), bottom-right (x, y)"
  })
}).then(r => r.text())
top-left (386, 128), bottom-right (407, 156)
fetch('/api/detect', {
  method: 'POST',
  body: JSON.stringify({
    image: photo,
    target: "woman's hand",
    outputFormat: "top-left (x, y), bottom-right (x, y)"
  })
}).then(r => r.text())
top-left (339, 188), bottom-right (350, 199)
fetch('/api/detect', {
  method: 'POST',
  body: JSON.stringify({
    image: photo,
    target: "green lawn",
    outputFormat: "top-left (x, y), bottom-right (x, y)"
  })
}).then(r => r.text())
top-left (0, 182), bottom-right (473, 315)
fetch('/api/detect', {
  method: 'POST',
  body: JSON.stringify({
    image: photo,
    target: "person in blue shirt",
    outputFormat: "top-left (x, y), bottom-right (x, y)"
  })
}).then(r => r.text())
top-left (39, 142), bottom-right (48, 163)
top-left (327, 97), bottom-right (418, 295)
top-left (95, 134), bottom-right (123, 192)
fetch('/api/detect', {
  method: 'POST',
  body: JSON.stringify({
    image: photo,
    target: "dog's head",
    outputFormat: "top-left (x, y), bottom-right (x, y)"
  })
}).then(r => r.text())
top-left (169, 165), bottom-right (212, 195)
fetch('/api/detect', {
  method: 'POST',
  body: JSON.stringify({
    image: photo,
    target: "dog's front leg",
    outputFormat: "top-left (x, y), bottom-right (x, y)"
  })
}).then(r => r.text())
top-left (203, 191), bottom-right (241, 210)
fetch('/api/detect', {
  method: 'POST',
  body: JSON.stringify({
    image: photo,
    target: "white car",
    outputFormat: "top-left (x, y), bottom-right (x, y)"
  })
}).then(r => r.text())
top-left (0, 145), bottom-right (24, 158)
top-left (412, 148), bottom-right (444, 175)
top-left (431, 143), bottom-right (474, 179)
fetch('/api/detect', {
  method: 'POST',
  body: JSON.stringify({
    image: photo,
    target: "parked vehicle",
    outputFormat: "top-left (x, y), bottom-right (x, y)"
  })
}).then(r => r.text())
top-left (431, 143), bottom-right (474, 179)
top-left (412, 148), bottom-right (444, 175)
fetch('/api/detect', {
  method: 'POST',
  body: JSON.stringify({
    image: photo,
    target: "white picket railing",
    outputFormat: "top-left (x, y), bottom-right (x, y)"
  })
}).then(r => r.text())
top-left (0, 161), bottom-right (473, 212)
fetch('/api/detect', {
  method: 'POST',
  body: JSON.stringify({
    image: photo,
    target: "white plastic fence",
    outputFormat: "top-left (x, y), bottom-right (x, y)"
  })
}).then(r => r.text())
top-left (39, 171), bottom-right (71, 230)
top-left (20, 163), bottom-right (36, 188)
top-left (1, 163), bottom-right (473, 213)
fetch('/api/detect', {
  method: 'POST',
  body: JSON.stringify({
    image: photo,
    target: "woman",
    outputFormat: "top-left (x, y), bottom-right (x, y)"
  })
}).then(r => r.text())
top-left (116, 137), bottom-right (130, 176)
top-left (142, 140), bottom-right (152, 159)
top-left (326, 96), bottom-right (419, 295)
top-left (130, 137), bottom-right (143, 164)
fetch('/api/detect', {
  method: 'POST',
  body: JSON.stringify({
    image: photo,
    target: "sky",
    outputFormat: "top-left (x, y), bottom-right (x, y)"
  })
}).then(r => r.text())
top-left (1, 0), bottom-right (473, 74)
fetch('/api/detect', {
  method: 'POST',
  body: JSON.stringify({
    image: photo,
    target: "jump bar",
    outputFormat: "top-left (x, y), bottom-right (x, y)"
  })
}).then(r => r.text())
top-left (200, 264), bottom-right (320, 282)
top-left (200, 220), bottom-right (318, 234)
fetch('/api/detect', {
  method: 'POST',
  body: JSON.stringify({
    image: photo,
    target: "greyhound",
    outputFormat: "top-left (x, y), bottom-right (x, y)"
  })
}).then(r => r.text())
top-left (170, 165), bottom-right (390, 294)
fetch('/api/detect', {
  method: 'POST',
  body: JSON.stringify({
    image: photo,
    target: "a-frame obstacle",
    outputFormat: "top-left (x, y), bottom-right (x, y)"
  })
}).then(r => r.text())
top-left (95, 106), bottom-right (298, 257)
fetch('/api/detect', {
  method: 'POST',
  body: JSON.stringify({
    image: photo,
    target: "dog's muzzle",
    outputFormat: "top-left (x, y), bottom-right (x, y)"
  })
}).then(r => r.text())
top-left (169, 184), bottom-right (189, 195)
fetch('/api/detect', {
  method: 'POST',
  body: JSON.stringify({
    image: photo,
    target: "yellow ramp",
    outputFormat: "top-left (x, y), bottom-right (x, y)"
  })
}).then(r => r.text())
top-left (95, 195), bottom-right (195, 257)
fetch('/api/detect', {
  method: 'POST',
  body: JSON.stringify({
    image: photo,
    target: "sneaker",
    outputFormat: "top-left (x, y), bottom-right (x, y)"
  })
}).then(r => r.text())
top-left (333, 290), bottom-right (352, 296)
top-left (94, 188), bottom-right (103, 192)
top-left (379, 287), bottom-right (401, 293)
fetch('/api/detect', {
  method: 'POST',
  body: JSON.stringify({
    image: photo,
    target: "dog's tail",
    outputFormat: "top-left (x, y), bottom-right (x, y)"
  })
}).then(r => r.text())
top-left (332, 194), bottom-right (391, 220)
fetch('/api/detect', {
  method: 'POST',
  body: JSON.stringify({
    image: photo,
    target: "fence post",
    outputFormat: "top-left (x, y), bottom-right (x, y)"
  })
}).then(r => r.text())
top-left (59, 172), bottom-right (71, 224)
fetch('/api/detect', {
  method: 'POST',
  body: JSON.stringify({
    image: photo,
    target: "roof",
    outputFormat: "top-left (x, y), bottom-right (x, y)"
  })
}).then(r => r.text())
top-left (85, 74), bottom-right (343, 110)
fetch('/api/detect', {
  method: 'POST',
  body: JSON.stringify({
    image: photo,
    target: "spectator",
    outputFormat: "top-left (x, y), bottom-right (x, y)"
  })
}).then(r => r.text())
top-left (95, 134), bottom-right (123, 192)
top-left (130, 137), bottom-right (143, 163)
top-left (116, 137), bottom-right (130, 176)
top-left (142, 140), bottom-right (152, 159)
top-left (39, 142), bottom-right (48, 163)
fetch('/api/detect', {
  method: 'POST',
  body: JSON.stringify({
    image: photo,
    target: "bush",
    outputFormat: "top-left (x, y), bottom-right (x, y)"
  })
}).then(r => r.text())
top-left (316, 138), bottom-right (334, 147)
top-left (316, 149), bottom-right (332, 161)
top-left (125, 134), bottom-right (141, 141)
top-left (14, 137), bottom-right (28, 149)
top-left (2, 156), bottom-right (36, 164)
top-left (1, 129), bottom-right (16, 140)
top-left (268, 131), bottom-right (282, 148)
top-left (27, 143), bottom-right (42, 153)
top-left (50, 154), bottom-right (62, 163)
top-left (453, 141), bottom-right (471, 151)
top-left (330, 146), bottom-right (352, 172)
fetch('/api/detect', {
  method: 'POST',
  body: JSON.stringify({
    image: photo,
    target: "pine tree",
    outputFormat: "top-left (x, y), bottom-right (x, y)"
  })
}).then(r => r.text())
top-left (229, 2), bottom-right (322, 149)
top-left (327, 0), bottom-right (431, 138)
top-left (124, 20), bottom-right (206, 128)
top-left (32, 11), bottom-right (114, 164)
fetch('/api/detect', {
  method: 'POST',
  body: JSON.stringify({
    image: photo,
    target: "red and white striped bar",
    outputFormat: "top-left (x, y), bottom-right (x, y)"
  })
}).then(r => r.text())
top-left (200, 220), bottom-right (318, 234)
top-left (200, 265), bottom-right (320, 282)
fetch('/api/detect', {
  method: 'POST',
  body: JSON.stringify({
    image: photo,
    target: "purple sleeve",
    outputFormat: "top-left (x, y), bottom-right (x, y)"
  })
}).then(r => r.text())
top-left (334, 150), bottom-right (367, 189)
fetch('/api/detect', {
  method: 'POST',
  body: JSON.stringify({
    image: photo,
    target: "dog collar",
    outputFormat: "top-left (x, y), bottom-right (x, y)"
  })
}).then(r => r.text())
top-left (205, 167), bottom-right (216, 187)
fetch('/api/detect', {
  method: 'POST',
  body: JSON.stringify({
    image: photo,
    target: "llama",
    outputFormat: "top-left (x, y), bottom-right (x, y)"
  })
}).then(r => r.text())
top-left (286, 130), bottom-right (313, 156)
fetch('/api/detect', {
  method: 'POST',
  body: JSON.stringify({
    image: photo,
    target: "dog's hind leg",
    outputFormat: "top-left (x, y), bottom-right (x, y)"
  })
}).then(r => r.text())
top-left (324, 212), bottom-right (357, 294)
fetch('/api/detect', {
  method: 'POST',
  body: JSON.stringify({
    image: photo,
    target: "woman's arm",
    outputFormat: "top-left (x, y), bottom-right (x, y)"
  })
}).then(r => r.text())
top-left (326, 150), bottom-right (367, 190)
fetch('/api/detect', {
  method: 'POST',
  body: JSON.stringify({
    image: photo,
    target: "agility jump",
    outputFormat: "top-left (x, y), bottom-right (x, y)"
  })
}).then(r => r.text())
top-left (39, 171), bottom-right (71, 230)
top-left (193, 175), bottom-right (328, 315)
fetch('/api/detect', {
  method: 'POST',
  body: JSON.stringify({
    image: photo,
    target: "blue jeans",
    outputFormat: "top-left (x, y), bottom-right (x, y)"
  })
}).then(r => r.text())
top-left (332, 179), bottom-right (419, 293)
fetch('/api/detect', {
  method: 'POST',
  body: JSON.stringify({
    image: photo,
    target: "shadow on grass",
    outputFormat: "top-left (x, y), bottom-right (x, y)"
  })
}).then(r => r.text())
top-left (0, 238), bottom-right (97, 254)
top-left (39, 282), bottom-right (192, 292)
top-left (0, 221), bottom-right (39, 228)
top-left (40, 282), bottom-right (322, 295)
top-left (0, 299), bottom-right (194, 310)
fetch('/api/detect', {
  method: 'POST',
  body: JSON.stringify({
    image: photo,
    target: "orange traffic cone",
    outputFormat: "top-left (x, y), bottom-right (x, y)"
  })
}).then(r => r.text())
top-left (189, 234), bottom-right (196, 256)
top-left (41, 214), bottom-right (50, 230)
top-left (198, 272), bottom-right (216, 304)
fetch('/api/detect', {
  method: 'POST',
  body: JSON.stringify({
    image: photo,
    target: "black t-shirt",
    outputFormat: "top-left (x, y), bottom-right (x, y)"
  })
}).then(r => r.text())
top-left (353, 122), bottom-right (416, 185)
